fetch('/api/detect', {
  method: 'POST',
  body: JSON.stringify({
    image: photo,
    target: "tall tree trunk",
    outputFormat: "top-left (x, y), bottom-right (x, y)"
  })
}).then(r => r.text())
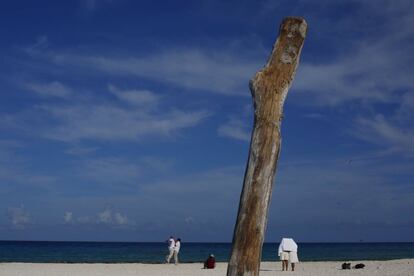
top-left (227, 17), bottom-right (307, 276)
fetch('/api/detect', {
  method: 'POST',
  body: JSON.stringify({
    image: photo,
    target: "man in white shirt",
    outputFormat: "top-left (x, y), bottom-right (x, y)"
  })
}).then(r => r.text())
top-left (173, 238), bottom-right (181, 265)
top-left (278, 238), bottom-right (299, 271)
top-left (165, 236), bottom-right (175, 263)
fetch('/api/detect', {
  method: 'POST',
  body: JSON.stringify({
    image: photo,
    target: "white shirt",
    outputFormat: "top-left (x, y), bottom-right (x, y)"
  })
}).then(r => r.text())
top-left (278, 238), bottom-right (298, 256)
top-left (168, 238), bottom-right (175, 251)
top-left (174, 241), bottom-right (181, 253)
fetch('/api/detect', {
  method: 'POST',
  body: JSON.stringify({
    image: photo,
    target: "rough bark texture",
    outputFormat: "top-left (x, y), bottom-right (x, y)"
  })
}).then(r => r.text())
top-left (226, 17), bottom-right (307, 276)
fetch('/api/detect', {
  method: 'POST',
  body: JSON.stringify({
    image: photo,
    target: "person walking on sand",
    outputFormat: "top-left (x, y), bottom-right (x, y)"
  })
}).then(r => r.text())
top-left (173, 238), bottom-right (181, 265)
top-left (166, 236), bottom-right (175, 263)
top-left (278, 238), bottom-right (299, 271)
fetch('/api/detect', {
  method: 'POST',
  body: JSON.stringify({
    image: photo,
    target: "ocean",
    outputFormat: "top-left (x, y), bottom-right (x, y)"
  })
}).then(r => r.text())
top-left (0, 241), bottom-right (413, 263)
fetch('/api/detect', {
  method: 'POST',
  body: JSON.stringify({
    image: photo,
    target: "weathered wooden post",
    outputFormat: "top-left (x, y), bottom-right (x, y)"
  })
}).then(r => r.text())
top-left (227, 17), bottom-right (307, 276)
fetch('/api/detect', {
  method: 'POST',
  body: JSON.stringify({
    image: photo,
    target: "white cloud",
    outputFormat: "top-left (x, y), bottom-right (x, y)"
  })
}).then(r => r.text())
top-left (354, 114), bottom-right (414, 156)
top-left (7, 206), bottom-right (31, 229)
top-left (3, 82), bottom-right (211, 142)
top-left (25, 81), bottom-right (72, 98)
top-left (114, 212), bottom-right (129, 225)
top-left (97, 208), bottom-right (112, 223)
top-left (97, 207), bottom-right (133, 226)
top-left (40, 103), bottom-right (210, 142)
top-left (27, 47), bottom-right (261, 95)
top-left (184, 216), bottom-right (195, 224)
top-left (108, 84), bottom-right (159, 106)
top-left (292, 1), bottom-right (414, 107)
top-left (62, 207), bottom-right (133, 227)
top-left (64, 211), bottom-right (73, 223)
top-left (218, 118), bottom-right (251, 142)
top-left (42, 103), bottom-right (210, 142)
top-left (277, 0), bottom-right (414, 157)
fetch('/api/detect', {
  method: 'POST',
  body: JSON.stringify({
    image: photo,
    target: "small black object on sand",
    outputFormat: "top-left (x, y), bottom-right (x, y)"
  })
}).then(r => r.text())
top-left (354, 263), bottom-right (365, 269)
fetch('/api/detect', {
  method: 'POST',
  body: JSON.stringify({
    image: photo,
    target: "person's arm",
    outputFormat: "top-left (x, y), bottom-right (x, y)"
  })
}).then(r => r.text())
top-left (278, 244), bottom-right (282, 256)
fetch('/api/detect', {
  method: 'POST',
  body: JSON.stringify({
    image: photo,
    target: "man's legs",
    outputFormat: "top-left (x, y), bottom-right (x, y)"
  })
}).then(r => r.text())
top-left (166, 249), bottom-right (174, 263)
top-left (291, 262), bottom-right (295, 271)
top-left (174, 251), bottom-right (179, 265)
top-left (282, 260), bottom-right (288, 271)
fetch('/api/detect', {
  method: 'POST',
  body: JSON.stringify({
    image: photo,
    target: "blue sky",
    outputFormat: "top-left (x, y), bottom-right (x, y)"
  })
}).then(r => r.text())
top-left (0, 0), bottom-right (413, 242)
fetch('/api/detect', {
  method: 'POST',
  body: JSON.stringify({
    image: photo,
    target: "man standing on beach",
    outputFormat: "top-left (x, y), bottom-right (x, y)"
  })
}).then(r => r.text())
top-left (166, 236), bottom-right (175, 263)
top-left (173, 238), bottom-right (181, 265)
top-left (278, 238), bottom-right (299, 271)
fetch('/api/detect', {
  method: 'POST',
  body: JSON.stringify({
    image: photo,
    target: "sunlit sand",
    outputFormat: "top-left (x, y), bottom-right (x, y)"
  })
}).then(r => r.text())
top-left (1, 259), bottom-right (413, 276)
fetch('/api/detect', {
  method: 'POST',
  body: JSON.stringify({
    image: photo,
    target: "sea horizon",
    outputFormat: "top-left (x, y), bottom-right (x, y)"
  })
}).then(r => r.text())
top-left (1, 240), bottom-right (413, 264)
top-left (1, 239), bottom-right (414, 243)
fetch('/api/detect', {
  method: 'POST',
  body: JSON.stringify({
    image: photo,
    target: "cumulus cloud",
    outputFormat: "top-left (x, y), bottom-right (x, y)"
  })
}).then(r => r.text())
top-left (63, 207), bottom-right (134, 227)
top-left (63, 211), bottom-right (73, 224)
top-left (184, 216), bottom-right (195, 224)
top-left (97, 208), bottom-right (112, 224)
top-left (114, 212), bottom-right (129, 225)
top-left (7, 206), bottom-right (31, 229)
top-left (97, 207), bottom-right (133, 226)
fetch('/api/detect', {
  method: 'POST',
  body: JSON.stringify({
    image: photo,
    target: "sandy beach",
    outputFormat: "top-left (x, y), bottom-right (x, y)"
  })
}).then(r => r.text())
top-left (1, 259), bottom-right (413, 276)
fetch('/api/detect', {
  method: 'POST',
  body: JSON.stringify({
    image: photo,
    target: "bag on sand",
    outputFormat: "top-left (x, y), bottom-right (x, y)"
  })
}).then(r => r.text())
top-left (341, 262), bottom-right (351, 269)
top-left (354, 263), bottom-right (365, 269)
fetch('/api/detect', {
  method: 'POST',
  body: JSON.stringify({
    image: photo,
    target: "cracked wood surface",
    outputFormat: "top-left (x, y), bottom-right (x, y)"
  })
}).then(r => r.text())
top-left (227, 17), bottom-right (307, 276)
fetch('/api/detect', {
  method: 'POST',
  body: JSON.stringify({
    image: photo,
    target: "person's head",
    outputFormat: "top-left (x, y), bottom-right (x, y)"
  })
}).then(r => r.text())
top-left (210, 254), bottom-right (214, 258)
top-left (177, 238), bottom-right (181, 242)
top-left (170, 236), bottom-right (173, 239)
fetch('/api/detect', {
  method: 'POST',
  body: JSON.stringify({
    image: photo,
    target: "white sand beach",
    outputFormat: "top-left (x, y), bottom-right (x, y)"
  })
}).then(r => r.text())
top-left (1, 259), bottom-right (413, 276)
